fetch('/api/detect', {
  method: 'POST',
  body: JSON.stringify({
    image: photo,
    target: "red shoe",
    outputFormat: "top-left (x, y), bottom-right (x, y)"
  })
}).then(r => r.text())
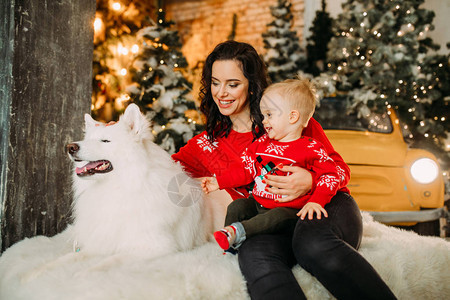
top-left (213, 226), bottom-right (236, 250)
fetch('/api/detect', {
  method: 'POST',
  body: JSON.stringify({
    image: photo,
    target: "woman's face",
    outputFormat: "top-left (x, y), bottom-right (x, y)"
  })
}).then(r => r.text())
top-left (211, 60), bottom-right (250, 120)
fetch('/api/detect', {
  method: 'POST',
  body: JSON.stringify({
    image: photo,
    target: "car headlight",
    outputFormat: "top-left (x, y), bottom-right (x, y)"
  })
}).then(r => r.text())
top-left (410, 158), bottom-right (439, 184)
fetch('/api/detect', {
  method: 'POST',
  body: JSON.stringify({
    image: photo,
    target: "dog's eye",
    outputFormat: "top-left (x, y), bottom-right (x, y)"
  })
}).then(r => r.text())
top-left (101, 139), bottom-right (110, 143)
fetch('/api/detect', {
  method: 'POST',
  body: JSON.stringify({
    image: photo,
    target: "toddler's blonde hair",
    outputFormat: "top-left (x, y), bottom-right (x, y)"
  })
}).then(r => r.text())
top-left (263, 77), bottom-right (316, 127)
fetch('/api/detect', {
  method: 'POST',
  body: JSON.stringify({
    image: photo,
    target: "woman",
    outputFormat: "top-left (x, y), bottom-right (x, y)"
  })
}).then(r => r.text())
top-left (172, 41), bottom-right (396, 300)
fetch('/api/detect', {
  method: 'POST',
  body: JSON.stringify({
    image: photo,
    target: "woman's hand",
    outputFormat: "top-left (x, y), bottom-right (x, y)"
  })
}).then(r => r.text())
top-left (264, 165), bottom-right (312, 202)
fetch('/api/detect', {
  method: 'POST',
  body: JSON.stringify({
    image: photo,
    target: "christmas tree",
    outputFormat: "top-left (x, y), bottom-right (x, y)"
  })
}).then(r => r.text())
top-left (305, 0), bottom-right (334, 76)
top-left (127, 8), bottom-right (203, 154)
top-left (326, 0), bottom-right (449, 161)
top-left (93, 1), bottom-right (203, 154)
top-left (92, 0), bottom-right (155, 121)
top-left (262, 0), bottom-right (307, 83)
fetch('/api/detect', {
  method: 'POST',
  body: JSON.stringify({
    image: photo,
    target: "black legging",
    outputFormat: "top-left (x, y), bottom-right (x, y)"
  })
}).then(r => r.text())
top-left (238, 192), bottom-right (397, 300)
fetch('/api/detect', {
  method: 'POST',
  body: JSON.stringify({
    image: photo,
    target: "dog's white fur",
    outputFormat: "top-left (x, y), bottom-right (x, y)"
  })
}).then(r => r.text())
top-left (69, 104), bottom-right (208, 256)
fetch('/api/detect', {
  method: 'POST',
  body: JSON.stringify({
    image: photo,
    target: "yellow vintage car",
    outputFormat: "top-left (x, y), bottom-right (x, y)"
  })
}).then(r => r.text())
top-left (314, 97), bottom-right (446, 236)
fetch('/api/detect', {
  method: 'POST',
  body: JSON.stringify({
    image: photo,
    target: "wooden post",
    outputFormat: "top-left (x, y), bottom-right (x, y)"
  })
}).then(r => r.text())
top-left (0, 0), bottom-right (95, 252)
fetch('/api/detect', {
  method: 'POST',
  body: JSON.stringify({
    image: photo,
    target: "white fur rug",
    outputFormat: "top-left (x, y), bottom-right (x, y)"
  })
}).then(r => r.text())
top-left (0, 213), bottom-right (449, 300)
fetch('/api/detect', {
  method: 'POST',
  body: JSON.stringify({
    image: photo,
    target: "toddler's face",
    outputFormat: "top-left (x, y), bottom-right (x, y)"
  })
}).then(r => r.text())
top-left (260, 91), bottom-right (294, 142)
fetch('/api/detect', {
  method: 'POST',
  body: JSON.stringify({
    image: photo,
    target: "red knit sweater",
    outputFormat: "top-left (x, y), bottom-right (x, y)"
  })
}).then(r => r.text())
top-left (215, 134), bottom-right (343, 209)
top-left (172, 118), bottom-right (350, 201)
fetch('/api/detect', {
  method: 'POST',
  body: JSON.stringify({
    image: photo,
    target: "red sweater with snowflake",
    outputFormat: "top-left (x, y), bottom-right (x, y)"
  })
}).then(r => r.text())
top-left (216, 134), bottom-right (343, 209)
top-left (172, 118), bottom-right (350, 202)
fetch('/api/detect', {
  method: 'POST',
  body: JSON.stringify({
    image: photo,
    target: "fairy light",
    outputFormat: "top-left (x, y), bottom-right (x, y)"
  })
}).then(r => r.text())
top-left (120, 68), bottom-right (127, 76)
top-left (112, 2), bottom-right (121, 11)
top-left (131, 44), bottom-right (139, 54)
top-left (94, 18), bottom-right (103, 32)
top-left (118, 44), bottom-right (128, 55)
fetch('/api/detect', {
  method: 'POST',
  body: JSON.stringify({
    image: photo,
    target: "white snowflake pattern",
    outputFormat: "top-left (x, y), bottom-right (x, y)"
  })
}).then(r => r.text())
top-left (196, 134), bottom-right (219, 153)
top-left (336, 165), bottom-right (346, 183)
top-left (313, 148), bottom-right (333, 163)
top-left (241, 154), bottom-right (256, 176)
top-left (256, 134), bottom-right (268, 143)
top-left (307, 139), bottom-right (318, 148)
top-left (317, 175), bottom-right (340, 191)
top-left (266, 143), bottom-right (289, 155)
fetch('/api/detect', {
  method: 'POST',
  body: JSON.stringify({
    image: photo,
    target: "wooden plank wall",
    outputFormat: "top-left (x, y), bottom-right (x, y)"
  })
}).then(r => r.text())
top-left (0, 0), bottom-right (95, 252)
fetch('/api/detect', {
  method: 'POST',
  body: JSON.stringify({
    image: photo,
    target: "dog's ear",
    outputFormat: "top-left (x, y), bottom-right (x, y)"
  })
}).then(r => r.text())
top-left (121, 103), bottom-right (147, 136)
top-left (84, 113), bottom-right (98, 129)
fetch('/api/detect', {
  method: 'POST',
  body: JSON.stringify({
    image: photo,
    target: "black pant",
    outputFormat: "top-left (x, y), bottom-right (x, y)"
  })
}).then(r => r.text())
top-left (238, 192), bottom-right (397, 300)
top-left (224, 196), bottom-right (299, 239)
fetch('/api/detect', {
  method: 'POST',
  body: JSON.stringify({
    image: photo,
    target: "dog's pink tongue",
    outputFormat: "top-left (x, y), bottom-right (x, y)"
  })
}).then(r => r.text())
top-left (76, 161), bottom-right (103, 175)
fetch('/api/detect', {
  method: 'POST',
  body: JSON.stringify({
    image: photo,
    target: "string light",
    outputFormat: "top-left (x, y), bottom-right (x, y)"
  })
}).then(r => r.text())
top-left (112, 2), bottom-right (121, 11)
top-left (118, 44), bottom-right (128, 55)
top-left (94, 18), bottom-right (103, 32)
top-left (131, 44), bottom-right (139, 53)
top-left (120, 68), bottom-right (127, 76)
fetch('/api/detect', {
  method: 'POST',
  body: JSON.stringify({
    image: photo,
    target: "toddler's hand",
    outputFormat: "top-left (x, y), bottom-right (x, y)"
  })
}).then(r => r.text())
top-left (201, 177), bottom-right (219, 194)
top-left (297, 202), bottom-right (328, 220)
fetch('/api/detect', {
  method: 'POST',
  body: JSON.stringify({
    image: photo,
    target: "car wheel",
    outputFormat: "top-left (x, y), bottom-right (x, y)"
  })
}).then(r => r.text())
top-left (413, 220), bottom-right (440, 236)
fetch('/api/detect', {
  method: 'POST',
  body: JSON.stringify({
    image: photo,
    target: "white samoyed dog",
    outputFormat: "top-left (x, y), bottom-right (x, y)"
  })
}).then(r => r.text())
top-left (66, 103), bottom-right (208, 257)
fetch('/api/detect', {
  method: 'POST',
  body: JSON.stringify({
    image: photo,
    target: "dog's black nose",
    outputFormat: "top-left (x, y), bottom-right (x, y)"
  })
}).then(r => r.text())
top-left (66, 143), bottom-right (80, 155)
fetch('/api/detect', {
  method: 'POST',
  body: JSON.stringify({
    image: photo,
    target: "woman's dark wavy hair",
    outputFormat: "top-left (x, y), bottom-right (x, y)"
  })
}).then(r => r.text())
top-left (199, 40), bottom-right (269, 142)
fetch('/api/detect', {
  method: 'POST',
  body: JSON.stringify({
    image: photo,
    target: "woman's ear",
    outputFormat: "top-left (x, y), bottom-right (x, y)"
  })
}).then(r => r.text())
top-left (289, 110), bottom-right (300, 124)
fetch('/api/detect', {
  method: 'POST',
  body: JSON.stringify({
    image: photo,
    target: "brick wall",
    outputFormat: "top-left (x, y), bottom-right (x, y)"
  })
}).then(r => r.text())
top-left (165, 0), bottom-right (305, 68)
